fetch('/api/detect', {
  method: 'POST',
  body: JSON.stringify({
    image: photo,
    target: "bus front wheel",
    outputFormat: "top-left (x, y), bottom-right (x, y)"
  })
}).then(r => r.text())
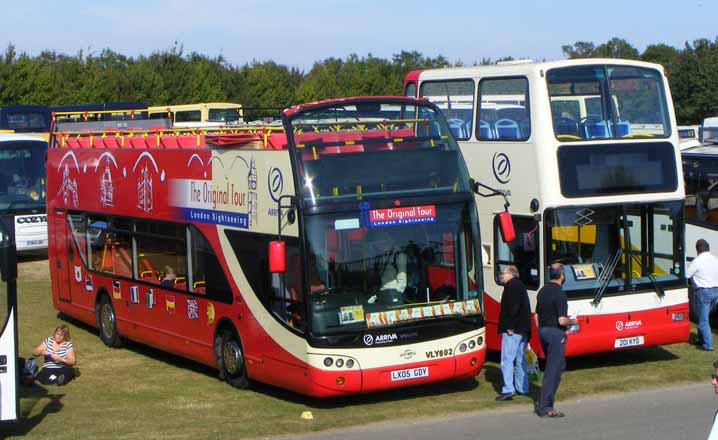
top-left (215, 328), bottom-right (249, 389)
top-left (96, 294), bottom-right (122, 348)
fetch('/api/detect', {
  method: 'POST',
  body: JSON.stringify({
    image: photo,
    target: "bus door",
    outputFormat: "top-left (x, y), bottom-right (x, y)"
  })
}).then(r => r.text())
top-left (0, 216), bottom-right (19, 422)
top-left (52, 211), bottom-right (71, 302)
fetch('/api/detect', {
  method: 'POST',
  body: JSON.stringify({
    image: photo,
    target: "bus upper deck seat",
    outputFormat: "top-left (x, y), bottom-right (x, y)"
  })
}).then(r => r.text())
top-left (160, 135), bottom-right (180, 149)
top-left (479, 120), bottom-right (494, 139)
top-left (583, 119), bottom-right (611, 139)
top-left (177, 135), bottom-right (200, 149)
top-left (448, 118), bottom-right (468, 139)
top-left (616, 120), bottom-right (631, 137)
top-left (495, 119), bottom-right (521, 140)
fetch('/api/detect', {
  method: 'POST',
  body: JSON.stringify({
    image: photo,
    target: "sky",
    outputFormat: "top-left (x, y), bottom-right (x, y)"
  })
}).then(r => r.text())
top-left (3, 0), bottom-right (716, 71)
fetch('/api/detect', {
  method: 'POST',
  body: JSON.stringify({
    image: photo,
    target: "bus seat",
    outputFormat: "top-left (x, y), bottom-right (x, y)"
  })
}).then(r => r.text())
top-left (139, 270), bottom-right (157, 281)
top-left (267, 133), bottom-right (287, 149)
top-left (177, 135), bottom-right (199, 149)
top-left (427, 265), bottom-right (456, 291)
top-left (616, 120), bottom-right (631, 137)
top-left (583, 119), bottom-right (611, 139)
top-left (479, 120), bottom-right (494, 139)
top-left (448, 118), bottom-right (468, 139)
top-left (174, 277), bottom-right (187, 290)
top-left (102, 135), bottom-right (121, 148)
top-left (495, 119), bottom-right (521, 140)
top-left (78, 137), bottom-right (92, 148)
top-left (193, 280), bottom-right (206, 294)
top-left (361, 130), bottom-right (392, 151)
top-left (65, 138), bottom-right (81, 149)
top-left (112, 244), bottom-right (132, 277)
top-left (340, 144), bottom-right (365, 153)
top-left (129, 135), bottom-right (148, 148)
top-left (160, 135), bottom-right (180, 149)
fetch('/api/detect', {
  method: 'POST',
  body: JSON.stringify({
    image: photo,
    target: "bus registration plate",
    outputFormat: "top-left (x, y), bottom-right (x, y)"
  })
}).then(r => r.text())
top-left (614, 335), bottom-right (644, 349)
top-left (390, 366), bottom-right (429, 381)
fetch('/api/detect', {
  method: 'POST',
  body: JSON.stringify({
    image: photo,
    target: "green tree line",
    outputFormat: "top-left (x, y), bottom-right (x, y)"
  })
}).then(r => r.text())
top-left (1, 37), bottom-right (717, 123)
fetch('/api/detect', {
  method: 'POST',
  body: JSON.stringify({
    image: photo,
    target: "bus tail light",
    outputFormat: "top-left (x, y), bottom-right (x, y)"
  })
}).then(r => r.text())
top-left (672, 312), bottom-right (685, 321)
top-left (269, 241), bottom-right (286, 273)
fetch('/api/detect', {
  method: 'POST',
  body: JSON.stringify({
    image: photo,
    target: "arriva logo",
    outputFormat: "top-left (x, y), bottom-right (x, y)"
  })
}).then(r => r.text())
top-left (363, 334), bottom-right (374, 346)
top-left (268, 167), bottom-right (284, 202)
top-left (374, 334), bottom-right (398, 344)
top-left (492, 152), bottom-right (511, 184)
top-left (616, 320), bottom-right (643, 331)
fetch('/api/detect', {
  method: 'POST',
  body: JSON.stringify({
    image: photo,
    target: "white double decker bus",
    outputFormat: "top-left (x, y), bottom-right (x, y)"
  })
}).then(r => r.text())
top-left (405, 59), bottom-right (689, 357)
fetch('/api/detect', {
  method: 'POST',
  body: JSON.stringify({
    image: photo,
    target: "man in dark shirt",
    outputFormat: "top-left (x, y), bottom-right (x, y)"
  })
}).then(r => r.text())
top-left (496, 265), bottom-right (532, 401)
top-left (536, 262), bottom-right (576, 418)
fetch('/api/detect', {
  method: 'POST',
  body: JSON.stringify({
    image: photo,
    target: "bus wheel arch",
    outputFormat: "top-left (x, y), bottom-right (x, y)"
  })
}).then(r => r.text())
top-left (95, 288), bottom-right (122, 348)
top-left (213, 319), bottom-right (249, 389)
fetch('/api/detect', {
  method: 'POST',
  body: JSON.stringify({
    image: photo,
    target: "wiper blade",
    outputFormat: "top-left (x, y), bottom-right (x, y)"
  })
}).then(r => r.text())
top-left (629, 254), bottom-right (665, 299)
top-left (592, 249), bottom-right (622, 306)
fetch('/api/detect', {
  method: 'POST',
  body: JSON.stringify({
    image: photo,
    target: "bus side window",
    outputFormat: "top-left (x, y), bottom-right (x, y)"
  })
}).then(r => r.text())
top-left (134, 220), bottom-right (187, 289)
top-left (419, 80), bottom-right (475, 141)
top-left (67, 213), bottom-right (88, 266)
top-left (494, 215), bottom-right (539, 289)
top-left (478, 77), bottom-right (530, 141)
top-left (190, 227), bottom-right (232, 302)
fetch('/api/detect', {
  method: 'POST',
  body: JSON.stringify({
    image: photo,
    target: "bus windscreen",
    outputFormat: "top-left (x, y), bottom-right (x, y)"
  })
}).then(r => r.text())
top-left (0, 141), bottom-right (46, 210)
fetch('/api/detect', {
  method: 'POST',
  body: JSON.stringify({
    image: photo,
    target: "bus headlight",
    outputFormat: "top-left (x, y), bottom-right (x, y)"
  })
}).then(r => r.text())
top-left (477, 336), bottom-right (483, 346)
top-left (345, 359), bottom-right (355, 368)
top-left (468, 340), bottom-right (476, 349)
top-left (459, 343), bottom-right (467, 353)
top-left (323, 357), bottom-right (333, 367)
top-left (335, 358), bottom-right (344, 368)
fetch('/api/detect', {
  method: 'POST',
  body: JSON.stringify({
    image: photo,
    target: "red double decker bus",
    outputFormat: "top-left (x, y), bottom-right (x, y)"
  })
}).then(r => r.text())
top-left (47, 96), bottom-right (509, 397)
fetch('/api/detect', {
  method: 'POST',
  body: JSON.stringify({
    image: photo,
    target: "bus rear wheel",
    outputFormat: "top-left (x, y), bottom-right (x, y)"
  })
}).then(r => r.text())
top-left (96, 294), bottom-right (122, 348)
top-left (215, 328), bottom-right (249, 389)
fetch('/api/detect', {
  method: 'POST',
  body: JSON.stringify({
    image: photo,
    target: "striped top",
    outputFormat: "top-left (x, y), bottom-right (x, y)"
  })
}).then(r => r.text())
top-left (43, 337), bottom-right (73, 369)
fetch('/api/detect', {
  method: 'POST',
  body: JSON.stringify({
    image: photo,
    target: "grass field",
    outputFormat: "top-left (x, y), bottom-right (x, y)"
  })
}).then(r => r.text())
top-left (3, 258), bottom-right (714, 439)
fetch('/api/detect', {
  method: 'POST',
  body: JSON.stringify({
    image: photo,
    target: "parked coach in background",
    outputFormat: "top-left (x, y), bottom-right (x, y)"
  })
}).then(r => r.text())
top-left (496, 265), bottom-right (532, 401)
top-left (687, 239), bottom-right (718, 351)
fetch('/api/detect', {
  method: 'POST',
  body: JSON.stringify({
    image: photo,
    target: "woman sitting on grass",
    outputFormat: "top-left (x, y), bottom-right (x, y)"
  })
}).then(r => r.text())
top-left (32, 324), bottom-right (76, 386)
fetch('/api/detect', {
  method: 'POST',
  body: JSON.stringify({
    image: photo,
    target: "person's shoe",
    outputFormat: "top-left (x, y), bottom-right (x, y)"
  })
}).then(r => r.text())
top-left (540, 409), bottom-right (565, 418)
top-left (495, 392), bottom-right (515, 401)
top-left (55, 374), bottom-right (65, 386)
top-left (697, 346), bottom-right (713, 351)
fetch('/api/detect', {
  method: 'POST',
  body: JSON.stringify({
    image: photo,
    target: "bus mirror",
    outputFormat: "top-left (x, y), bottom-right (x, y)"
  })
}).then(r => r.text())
top-left (498, 211), bottom-right (516, 243)
top-left (269, 241), bottom-right (286, 273)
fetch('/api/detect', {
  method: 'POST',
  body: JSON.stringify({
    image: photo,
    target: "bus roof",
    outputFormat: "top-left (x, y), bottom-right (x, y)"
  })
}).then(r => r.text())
top-left (0, 133), bottom-right (47, 143)
top-left (282, 95), bottom-right (429, 117)
top-left (410, 58), bottom-right (666, 81)
top-left (49, 102), bottom-right (146, 112)
top-left (147, 102), bottom-right (242, 113)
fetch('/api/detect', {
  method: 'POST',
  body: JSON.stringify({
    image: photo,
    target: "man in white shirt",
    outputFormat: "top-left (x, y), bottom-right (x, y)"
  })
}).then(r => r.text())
top-left (687, 239), bottom-right (718, 350)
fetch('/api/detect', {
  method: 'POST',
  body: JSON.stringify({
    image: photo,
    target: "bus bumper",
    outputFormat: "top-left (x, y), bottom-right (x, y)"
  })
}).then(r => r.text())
top-left (305, 338), bottom-right (486, 397)
top-left (564, 303), bottom-right (690, 357)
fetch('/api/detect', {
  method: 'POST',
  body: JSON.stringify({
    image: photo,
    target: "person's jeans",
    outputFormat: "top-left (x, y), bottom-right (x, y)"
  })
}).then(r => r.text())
top-left (500, 332), bottom-right (529, 394)
top-left (538, 327), bottom-right (566, 416)
top-left (697, 287), bottom-right (718, 349)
